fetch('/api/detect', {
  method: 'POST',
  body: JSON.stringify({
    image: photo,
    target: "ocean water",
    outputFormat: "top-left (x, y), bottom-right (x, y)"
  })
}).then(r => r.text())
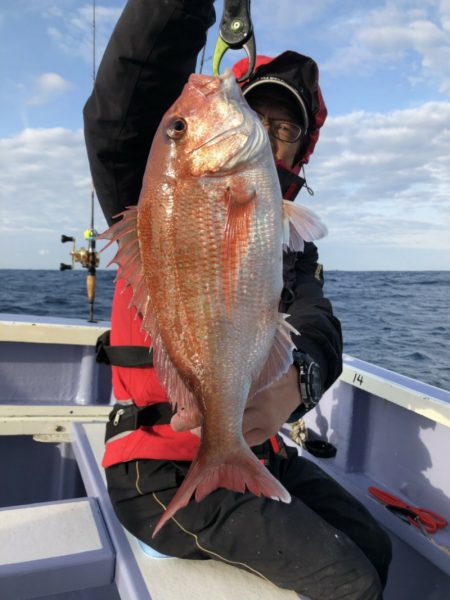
top-left (1, 269), bottom-right (449, 391)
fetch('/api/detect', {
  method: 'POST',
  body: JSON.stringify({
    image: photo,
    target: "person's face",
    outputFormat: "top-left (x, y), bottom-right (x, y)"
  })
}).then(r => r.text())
top-left (245, 87), bottom-right (303, 168)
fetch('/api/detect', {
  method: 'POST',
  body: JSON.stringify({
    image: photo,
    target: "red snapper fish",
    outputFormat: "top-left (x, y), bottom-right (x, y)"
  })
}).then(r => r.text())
top-left (101, 69), bottom-right (327, 536)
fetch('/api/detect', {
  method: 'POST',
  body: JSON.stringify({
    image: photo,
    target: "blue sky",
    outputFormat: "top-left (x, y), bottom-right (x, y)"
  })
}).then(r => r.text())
top-left (1, 0), bottom-right (449, 270)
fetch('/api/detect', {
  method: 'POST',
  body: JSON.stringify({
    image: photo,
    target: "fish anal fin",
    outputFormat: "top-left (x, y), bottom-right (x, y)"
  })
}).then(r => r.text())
top-left (152, 446), bottom-right (291, 537)
top-left (249, 314), bottom-right (299, 398)
top-left (222, 183), bottom-right (256, 315)
top-left (282, 200), bottom-right (328, 252)
top-left (152, 332), bottom-right (198, 417)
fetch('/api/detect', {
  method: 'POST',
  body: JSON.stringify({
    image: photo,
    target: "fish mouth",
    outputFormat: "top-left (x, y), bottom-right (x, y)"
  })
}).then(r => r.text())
top-left (189, 70), bottom-right (268, 174)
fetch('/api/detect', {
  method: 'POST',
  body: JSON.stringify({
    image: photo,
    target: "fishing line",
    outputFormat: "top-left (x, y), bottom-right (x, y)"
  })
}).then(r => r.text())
top-left (89, 0), bottom-right (97, 229)
top-left (198, 6), bottom-right (213, 74)
top-left (85, 0), bottom-right (99, 322)
top-left (421, 526), bottom-right (450, 556)
top-left (199, 41), bottom-right (207, 74)
top-left (59, 0), bottom-right (99, 320)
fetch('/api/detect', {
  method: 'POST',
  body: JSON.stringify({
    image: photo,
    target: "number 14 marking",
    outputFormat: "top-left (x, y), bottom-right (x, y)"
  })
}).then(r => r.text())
top-left (353, 372), bottom-right (364, 386)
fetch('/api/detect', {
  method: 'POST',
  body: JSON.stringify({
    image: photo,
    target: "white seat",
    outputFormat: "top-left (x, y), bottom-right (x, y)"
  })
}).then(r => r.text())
top-left (0, 497), bottom-right (114, 600)
top-left (72, 422), bottom-right (301, 600)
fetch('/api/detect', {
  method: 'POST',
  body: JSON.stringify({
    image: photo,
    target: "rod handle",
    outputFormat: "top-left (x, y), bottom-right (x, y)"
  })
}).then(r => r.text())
top-left (86, 274), bottom-right (96, 302)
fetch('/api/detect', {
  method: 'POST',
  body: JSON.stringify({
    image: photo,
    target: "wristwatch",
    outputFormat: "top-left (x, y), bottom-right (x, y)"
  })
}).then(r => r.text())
top-left (289, 351), bottom-right (323, 420)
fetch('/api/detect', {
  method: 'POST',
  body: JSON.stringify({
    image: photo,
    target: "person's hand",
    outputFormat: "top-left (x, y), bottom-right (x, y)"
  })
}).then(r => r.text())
top-left (170, 365), bottom-right (302, 445)
top-left (170, 406), bottom-right (202, 437)
top-left (242, 365), bottom-right (302, 446)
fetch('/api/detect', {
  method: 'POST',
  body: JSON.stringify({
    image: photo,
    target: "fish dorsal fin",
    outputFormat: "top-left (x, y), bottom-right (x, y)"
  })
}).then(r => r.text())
top-left (99, 206), bottom-right (151, 320)
top-left (222, 183), bottom-right (256, 315)
top-left (282, 200), bottom-right (328, 252)
top-left (249, 314), bottom-right (299, 398)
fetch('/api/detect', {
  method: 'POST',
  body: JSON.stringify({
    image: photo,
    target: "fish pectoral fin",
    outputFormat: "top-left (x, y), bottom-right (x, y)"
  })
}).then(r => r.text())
top-left (152, 447), bottom-right (291, 537)
top-left (226, 182), bottom-right (257, 206)
top-left (222, 184), bottom-right (256, 315)
top-left (282, 200), bottom-right (328, 252)
top-left (249, 314), bottom-right (300, 398)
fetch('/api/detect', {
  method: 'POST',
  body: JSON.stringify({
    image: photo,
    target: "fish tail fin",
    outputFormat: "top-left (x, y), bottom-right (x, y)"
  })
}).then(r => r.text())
top-left (282, 200), bottom-right (328, 252)
top-left (152, 447), bottom-right (291, 537)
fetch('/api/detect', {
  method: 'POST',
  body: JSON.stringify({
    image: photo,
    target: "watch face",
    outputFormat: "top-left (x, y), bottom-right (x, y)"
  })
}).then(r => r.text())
top-left (293, 352), bottom-right (323, 409)
top-left (307, 362), bottom-right (322, 404)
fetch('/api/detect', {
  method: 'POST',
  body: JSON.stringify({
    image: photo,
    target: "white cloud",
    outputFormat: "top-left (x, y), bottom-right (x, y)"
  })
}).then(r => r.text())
top-left (1, 97), bottom-right (449, 270)
top-left (212, 1), bottom-right (450, 99)
top-left (442, 0), bottom-right (450, 31)
top-left (254, 0), bottom-right (334, 30)
top-left (313, 101), bottom-right (450, 197)
top-left (46, 4), bottom-right (124, 65)
top-left (321, 1), bottom-right (450, 94)
top-left (0, 127), bottom-right (112, 269)
top-left (0, 127), bottom-right (90, 230)
top-left (306, 100), bottom-right (450, 264)
top-left (27, 73), bottom-right (74, 106)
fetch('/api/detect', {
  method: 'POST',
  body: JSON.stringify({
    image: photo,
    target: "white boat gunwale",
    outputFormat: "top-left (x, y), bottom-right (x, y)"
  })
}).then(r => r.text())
top-left (1, 314), bottom-right (449, 433)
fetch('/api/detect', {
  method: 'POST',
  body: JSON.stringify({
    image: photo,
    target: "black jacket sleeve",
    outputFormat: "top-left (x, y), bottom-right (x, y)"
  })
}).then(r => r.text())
top-left (282, 243), bottom-right (343, 392)
top-left (83, 0), bottom-right (216, 226)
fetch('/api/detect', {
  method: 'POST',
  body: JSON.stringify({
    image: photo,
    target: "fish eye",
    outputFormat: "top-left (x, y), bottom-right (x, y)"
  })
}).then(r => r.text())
top-left (167, 117), bottom-right (187, 140)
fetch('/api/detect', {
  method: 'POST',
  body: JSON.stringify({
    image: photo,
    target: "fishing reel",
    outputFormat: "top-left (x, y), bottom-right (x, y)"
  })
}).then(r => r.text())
top-left (59, 230), bottom-right (99, 271)
top-left (60, 228), bottom-right (100, 322)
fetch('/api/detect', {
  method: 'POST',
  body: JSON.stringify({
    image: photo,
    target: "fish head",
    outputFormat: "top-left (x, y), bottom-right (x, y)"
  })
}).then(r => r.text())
top-left (153, 69), bottom-right (268, 177)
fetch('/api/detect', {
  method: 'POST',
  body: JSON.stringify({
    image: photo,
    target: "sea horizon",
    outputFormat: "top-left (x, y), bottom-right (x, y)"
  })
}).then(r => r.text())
top-left (1, 269), bottom-right (449, 392)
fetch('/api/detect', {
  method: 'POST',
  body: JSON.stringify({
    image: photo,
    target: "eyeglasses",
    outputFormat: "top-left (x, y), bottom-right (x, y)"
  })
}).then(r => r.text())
top-left (254, 111), bottom-right (303, 143)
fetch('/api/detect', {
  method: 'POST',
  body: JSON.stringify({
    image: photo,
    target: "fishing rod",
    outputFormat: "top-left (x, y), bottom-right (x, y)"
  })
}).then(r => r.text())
top-left (59, 0), bottom-right (99, 323)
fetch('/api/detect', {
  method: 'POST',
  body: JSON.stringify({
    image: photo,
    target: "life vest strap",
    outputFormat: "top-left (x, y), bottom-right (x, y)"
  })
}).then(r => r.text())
top-left (105, 402), bottom-right (172, 442)
top-left (96, 330), bottom-right (153, 368)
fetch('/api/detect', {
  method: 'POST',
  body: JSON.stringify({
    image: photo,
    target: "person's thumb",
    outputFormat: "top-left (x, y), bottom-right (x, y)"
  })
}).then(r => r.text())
top-left (170, 407), bottom-right (202, 432)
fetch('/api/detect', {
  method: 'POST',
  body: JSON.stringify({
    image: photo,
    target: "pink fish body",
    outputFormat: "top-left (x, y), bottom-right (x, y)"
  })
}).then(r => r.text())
top-left (102, 70), bottom-right (327, 535)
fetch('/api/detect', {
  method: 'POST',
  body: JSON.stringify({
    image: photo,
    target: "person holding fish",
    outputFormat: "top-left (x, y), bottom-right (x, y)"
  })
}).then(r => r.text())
top-left (84, 1), bottom-right (391, 599)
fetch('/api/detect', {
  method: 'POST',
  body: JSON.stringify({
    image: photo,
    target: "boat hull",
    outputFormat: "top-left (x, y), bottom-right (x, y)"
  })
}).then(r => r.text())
top-left (1, 314), bottom-right (449, 599)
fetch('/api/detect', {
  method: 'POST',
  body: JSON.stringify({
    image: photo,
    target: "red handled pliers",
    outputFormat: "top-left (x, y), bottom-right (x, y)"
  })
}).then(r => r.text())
top-left (368, 486), bottom-right (447, 534)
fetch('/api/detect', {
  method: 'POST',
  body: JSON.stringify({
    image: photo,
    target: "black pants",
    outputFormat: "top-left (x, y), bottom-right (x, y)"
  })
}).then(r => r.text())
top-left (106, 445), bottom-right (391, 600)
